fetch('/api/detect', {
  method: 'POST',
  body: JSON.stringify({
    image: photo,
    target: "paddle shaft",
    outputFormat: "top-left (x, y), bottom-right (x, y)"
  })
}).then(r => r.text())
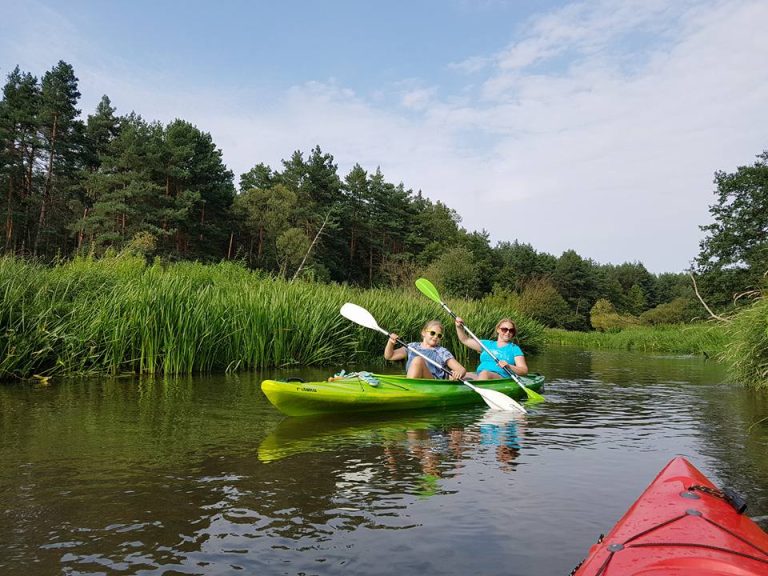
top-left (435, 304), bottom-right (520, 377)
top-left (340, 302), bottom-right (525, 412)
top-left (380, 328), bottom-right (480, 390)
top-left (386, 332), bottom-right (525, 412)
top-left (434, 301), bottom-right (539, 397)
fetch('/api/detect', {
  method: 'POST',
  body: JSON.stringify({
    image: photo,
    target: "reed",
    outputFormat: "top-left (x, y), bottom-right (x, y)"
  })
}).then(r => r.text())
top-left (544, 323), bottom-right (727, 356)
top-left (720, 296), bottom-right (768, 390)
top-left (0, 255), bottom-right (546, 379)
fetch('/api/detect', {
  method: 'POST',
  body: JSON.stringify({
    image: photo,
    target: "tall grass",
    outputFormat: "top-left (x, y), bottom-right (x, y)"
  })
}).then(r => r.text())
top-left (545, 323), bottom-right (727, 356)
top-left (721, 296), bottom-right (768, 390)
top-left (0, 255), bottom-right (546, 379)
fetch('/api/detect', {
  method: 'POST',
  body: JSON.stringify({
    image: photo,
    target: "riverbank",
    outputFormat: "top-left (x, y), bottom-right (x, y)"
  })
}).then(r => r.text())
top-left (545, 323), bottom-right (726, 356)
top-left (0, 254), bottom-right (545, 379)
top-left (3, 254), bottom-right (763, 390)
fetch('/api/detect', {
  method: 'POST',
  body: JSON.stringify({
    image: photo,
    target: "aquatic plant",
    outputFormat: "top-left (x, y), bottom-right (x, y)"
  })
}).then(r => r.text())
top-left (721, 296), bottom-right (768, 390)
top-left (0, 255), bottom-right (546, 379)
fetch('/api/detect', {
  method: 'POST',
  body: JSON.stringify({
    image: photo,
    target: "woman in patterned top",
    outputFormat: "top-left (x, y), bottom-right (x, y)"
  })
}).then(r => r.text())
top-left (384, 320), bottom-right (467, 380)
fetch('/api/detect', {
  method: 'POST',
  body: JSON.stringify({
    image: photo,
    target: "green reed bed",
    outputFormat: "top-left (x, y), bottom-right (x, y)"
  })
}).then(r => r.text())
top-left (721, 297), bottom-right (768, 390)
top-left (545, 323), bottom-right (727, 356)
top-left (0, 255), bottom-right (545, 379)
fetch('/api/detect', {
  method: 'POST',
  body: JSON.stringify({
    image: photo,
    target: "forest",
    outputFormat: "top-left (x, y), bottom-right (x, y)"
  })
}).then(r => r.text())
top-left (1, 61), bottom-right (766, 333)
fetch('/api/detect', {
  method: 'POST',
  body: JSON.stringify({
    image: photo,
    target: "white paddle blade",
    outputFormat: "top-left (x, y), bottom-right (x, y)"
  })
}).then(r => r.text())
top-left (340, 303), bottom-right (384, 333)
top-left (476, 387), bottom-right (527, 413)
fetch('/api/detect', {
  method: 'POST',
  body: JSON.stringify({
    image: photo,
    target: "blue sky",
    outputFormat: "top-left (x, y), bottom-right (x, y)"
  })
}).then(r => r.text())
top-left (2, 0), bottom-right (767, 273)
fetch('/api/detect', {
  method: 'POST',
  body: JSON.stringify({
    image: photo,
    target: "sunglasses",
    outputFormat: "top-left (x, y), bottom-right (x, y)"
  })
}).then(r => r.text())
top-left (426, 330), bottom-right (443, 339)
top-left (499, 327), bottom-right (515, 334)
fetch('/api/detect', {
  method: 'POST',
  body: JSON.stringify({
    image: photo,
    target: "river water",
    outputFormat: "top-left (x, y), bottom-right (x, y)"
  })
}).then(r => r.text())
top-left (1, 347), bottom-right (767, 575)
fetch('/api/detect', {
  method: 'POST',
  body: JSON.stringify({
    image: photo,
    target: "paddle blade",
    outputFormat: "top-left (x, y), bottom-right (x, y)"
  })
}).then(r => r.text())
top-left (415, 278), bottom-right (442, 304)
top-left (340, 303), bottom-right (384, 333)
top-left (475, 386), bottom-right (527, 413)
top-left (505, 370), bottom-right (545, 403)
top-left (522, 386), bottom-right (545, 403)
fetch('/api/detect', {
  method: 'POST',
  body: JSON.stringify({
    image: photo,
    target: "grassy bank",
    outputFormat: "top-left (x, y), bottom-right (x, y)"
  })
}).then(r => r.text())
top-left (0, 255), bottom-right (545, 380)
top-left (545, 323), bottom-right (727, 356)
top-left (721, 296), bottom-right (768, 390)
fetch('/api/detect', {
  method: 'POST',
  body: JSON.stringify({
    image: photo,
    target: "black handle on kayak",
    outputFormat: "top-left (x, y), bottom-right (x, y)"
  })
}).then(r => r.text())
top-left (723, 488), bottom-right (748, 514)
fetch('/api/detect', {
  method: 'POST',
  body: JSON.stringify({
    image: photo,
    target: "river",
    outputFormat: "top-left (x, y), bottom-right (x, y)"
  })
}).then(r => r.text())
top-left (1, 347), bottom-right (767, 575)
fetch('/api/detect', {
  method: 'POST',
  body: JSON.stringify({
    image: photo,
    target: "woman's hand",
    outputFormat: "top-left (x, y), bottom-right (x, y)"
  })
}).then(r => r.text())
top-left (498, 360), bottom-right (515, 374)
top-left (449, 367), bottom-right (467, 380)
top-left (384, 333), bottom-right (400, 360)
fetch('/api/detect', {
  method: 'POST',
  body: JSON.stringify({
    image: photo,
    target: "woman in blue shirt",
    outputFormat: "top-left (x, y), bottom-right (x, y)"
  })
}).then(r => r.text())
top-left (455, 317), bottom-right (528, 380)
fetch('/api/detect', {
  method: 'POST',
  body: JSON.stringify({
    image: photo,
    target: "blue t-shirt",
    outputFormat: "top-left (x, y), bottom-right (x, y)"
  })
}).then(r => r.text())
top-left (476, 340), bottom-right (524, 377)
top-left (405, 344), bottom-right (454, 379)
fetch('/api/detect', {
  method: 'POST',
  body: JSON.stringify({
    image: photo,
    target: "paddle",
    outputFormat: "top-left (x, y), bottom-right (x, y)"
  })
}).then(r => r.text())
top-left (415, 278), bottom-right (545, 403)
top-left (340, 303), bottom-right (526, 413)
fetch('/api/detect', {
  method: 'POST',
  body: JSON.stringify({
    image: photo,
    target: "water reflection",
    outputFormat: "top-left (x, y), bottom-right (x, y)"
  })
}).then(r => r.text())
top-left (0, 350), bottom-right (766, 576)
top-left (259, 409), bottom-right (521, 464)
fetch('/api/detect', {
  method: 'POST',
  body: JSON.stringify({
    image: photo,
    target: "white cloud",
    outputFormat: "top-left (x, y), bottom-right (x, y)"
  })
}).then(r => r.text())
top-left (401, 87), bottom-right (437, 110)
top-left (3, 0), bottom-right (767, 273)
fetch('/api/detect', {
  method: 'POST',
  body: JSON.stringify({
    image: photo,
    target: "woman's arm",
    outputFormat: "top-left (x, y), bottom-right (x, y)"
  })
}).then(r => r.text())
top-left (499, 355), bottom-right (528, 376)
top-left (445, 357), bottom-right (467, 380)
top-left (384, 333), bottom-right (408, 361)
top-left (454, 317), bottom-right (481, 352)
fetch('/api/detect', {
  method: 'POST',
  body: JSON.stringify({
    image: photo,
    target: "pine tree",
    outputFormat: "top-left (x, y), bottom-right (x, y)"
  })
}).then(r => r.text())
top-left (0, 66), bottom-right (41, 253)
top-left (34, 61), bottom-right (84, 256)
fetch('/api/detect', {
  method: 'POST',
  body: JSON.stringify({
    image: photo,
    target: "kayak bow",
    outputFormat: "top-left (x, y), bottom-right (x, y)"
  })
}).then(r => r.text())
top-left (572, 456), bottom-right (768, 576)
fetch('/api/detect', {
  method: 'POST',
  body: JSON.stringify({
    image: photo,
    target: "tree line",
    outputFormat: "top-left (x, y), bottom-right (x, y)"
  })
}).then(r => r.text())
top-left (2, 61), bottom-right (764, 331)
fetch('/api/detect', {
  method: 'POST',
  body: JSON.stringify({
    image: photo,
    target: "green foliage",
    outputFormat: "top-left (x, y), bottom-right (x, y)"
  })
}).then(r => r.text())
top-left (546, 323), bottom-right (726, 356)
top-left (515, 278), bottom-right (571, 328)
top-left (276, 227), bottom-right (310, 278)
top-left (590, 298), bottom-right (620, 331)
top-left (590, 298), bottom-right (640, 331)
top-left (3, 59), bottom-right (754, 337)
top-left (126, 231), bottom-right (157, 257)
top-left (494, 241), bottom-right (556, 292)
top-left (640, 297), bottom-right (699, 325)
top-left (233, 183), bottom-right (296, 267)
top-left (695, 151), bottom-right (768, 314)
top-left (0, 255), bottom-right (546, 380)
top-left (425, 247), bottom-right (479, 299)
top-left (481, 287), bottom-right (523, 313)
top-left (625, 284), bottom-right (647, 315)
top-left (697, 151), bottom-right (768, 285)
top-left (720, 295), bottom-right (768, 390)
top-left (552, 250), bottom-right (599, 329)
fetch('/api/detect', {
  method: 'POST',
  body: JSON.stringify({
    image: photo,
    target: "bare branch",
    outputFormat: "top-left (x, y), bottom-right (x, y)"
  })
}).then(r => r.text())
top-left (292, 210), bottom-right (332, 282)
top-left (689, 271), bottom-right (730, 323)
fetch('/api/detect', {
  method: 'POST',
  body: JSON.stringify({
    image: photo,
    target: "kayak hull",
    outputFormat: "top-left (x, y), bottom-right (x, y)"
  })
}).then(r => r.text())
top-left (260, 372), bottom-right (544, 417)
top-left (573, 456), bottom-right (768, 576)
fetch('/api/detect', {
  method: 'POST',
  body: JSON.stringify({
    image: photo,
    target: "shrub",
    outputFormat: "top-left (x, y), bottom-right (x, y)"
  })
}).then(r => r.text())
top-left (640, 297), bottom-right (695, 325)
top-left (590, 298), bottom-right (640, 331)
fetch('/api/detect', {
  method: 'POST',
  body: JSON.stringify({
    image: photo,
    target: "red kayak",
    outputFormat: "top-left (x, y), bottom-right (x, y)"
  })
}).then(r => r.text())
top-left (572, 456), bottom-right (768, 576)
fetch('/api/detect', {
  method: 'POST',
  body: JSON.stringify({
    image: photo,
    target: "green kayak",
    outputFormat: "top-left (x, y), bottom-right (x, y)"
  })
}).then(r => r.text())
top-left (260, 372), bottom-right (545, 417)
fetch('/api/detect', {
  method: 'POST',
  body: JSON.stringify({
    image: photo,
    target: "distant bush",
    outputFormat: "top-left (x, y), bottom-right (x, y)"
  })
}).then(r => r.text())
top-left (545, 323), bottom-right (725, 355)
top-left (590, 298), bottom-right (640, 331)
top-left (516, 278), bottom-right (572, 328)
top-left (640, 297), bottom-right (696, 325)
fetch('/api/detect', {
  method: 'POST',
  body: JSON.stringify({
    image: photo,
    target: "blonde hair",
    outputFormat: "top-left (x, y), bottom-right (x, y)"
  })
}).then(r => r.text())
top-left (494, 318), bottom-right (517, 337)
top-left (421, 320), bottom-right (444, 333)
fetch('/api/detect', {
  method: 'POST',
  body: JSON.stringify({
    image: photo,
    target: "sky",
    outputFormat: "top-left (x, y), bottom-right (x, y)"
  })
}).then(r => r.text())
top-left (1, 0), bottom-right (767, 274)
